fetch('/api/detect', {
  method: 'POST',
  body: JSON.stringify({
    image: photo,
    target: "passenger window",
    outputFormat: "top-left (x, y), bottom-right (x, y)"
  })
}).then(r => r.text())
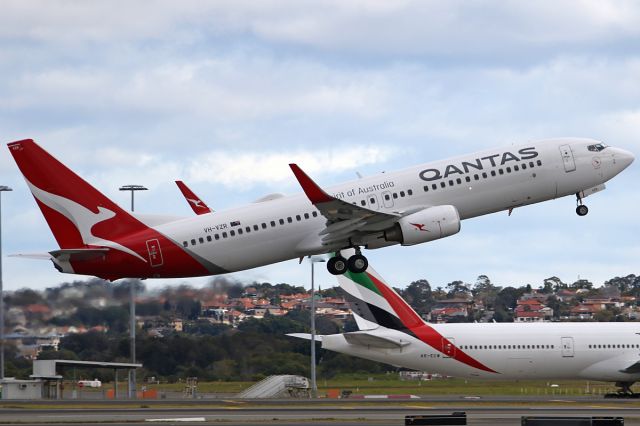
top-left (529, 161), bottom-right (535, 168)
top-left (304, 213), bottom-right (309, 219)
top-left (514, 165), bottom-right (519, 171)
top-left (474, 174), bottom-right (479, 181)
top-left (199, 237), bottom-right (204, 244)
top-left (361, 200), bottom-right (366, 206)
top-left (448, 180), bottom-right (454, 186)
top-left (246, 226), bottom-right (251, 233)
top-left (537, 160), bottom-right (542, 166)
top-left (312, 211), bottom-right (318, 217)
top-left (254, 225), bottom-right (259, 231)
top-left (271, 221), bottom-right (276, 227)
top-left (506, 167), bottom-right (511, 173)
top-left (393, 193), bottom-right (398, 199)
top-left (238, 229), bottom-right (243, 235)
top-left (440, 182), bottom-right (446, 188)
top-left (222, 232), bottom-right (227, 238)
top-left (370, 197), bottom-right (376, 203)
top-left (287, 217), bottom-right (293, 223)
top-left (262, 223), bottom-right (267, 229)
top-left (465, 176), bottom-right (471, 182)
top-left (215, 234), bottom-right (220, 240)
top-left (279, 219), bottom-right (285, 225)
top-left (432, 184), bottom-right (437, 190)
top-left (423, 186), bottom-right (429, 192)
top-left (182, 241), bottom-right (188, 247)
top-left (456, 178), bottom-right (462, 184)
top-left (408, 189), bottom-right (413, 195)
top-left (499, 169), bottom-right (504, 175)
top-left (522, 163), bottom-right (527, 170)
top-left (207, 235), bottom-right (212, 242)
top-left (482, 172), bottom-right (487, 178)
top-left (400, 191), bottom-right (405, 197)
top-left (296, 215), bottom-right (301, 221)
top-left (230, 230), bottom-right (235, 236)
top-left (491, 170), bottom-right (496, 177)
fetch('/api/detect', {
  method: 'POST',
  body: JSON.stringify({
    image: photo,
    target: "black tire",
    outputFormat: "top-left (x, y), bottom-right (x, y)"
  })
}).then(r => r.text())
top-left (347, 254), bottom-right (368, 273)
top-left (576, 205), bottom-right (589, 216)
top-left (327, 256), bottom-right (348, 275)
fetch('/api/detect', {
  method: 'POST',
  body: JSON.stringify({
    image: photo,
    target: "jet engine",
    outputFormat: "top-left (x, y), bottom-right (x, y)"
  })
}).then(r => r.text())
top-left (384, 205), bottom-right (461, 246)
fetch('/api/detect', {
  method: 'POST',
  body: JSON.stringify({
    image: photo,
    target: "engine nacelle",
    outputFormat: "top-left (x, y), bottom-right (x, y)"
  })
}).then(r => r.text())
top-left (385, 205), bottom-right (461, 246)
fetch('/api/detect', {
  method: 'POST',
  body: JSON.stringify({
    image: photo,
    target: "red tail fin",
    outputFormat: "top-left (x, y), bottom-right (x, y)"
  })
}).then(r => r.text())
top-left (7, 139), bottom-right (147, 250)
top-left (175, 180), bottom-right (213, 215)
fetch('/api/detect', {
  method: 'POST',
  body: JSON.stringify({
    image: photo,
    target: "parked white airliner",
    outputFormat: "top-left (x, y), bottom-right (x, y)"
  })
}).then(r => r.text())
top-left (7, 138), bottom-right (633, 279)
top-left (289, 251), bottom-right (640, 395)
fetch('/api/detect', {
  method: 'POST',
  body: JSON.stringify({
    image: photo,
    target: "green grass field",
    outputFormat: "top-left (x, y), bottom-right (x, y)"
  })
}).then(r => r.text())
top-left (136, 374), bottom-right (625, 397)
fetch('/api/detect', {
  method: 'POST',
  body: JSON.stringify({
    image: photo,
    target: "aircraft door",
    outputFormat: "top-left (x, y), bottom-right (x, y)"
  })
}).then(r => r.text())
top-left (382, 191), bottom-right (394, 208)
top-left (559, 144), bottom-right (576, 172)
top-left (442, 337), bottom-right (456, 358)
top-left (561, 337), bottom-right (574, 357)
top-left (146, 239), bottom-right (164, 267)
top-left (367, 194), bottom-right (380, 210)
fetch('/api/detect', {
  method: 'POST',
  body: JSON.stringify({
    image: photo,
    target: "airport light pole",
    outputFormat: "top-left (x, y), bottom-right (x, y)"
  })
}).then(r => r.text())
top-left (119, 185), bottom-right (147, 399)
top-left (0, 186), bottom-right (12, 381)
top-left (309, 256), bottom-right (325, 398)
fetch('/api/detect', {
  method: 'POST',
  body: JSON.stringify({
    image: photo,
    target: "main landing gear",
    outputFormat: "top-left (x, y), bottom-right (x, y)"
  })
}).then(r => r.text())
top-left (576, 192), bottom-right (589, 216)
top-left (604, 381), bottom-right (640, 398)
top-left (327, 249), bottom-right (369, 275)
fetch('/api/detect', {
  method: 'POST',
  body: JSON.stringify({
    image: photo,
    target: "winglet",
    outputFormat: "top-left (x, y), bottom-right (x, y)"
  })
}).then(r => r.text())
top-left (289, 164), bottom-right (334, 204)
top-left (175, 180), bottom-right (213, 215)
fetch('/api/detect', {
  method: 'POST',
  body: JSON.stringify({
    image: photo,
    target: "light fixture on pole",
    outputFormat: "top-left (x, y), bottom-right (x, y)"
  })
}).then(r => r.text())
top-left (0, 185), bottom-right (13, 381)
top-left (118, 184), bottom-right (147, 400)
top-left (309, 255), bottom-right (326, 398)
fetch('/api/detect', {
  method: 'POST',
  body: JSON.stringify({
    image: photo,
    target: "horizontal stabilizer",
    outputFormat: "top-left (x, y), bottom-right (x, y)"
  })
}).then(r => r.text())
top-left (9, 253), bottom-right (53, 260)
top-left (49, 248), bottom-right (110, 262)
top-left (286, 333), bottom-right (323, 342)
top-left (343, 331), bottom-right (410, 349)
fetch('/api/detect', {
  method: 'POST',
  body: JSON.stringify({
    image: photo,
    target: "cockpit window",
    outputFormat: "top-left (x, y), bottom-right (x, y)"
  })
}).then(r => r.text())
top-left (588, 143), bottom-right (608, 152)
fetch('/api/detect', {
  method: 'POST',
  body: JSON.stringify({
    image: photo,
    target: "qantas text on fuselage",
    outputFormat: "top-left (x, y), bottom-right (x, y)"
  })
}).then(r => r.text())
top-left (6, 137), bottom-right (634, 279)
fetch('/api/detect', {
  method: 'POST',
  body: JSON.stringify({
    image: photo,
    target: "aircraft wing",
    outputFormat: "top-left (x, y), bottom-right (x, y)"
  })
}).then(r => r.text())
top-left (620, 360), bottom-right (640, 374)
top-left (289, 164), bottom-right (400, 246)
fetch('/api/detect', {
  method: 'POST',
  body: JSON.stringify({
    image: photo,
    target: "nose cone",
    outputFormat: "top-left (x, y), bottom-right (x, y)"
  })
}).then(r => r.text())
top-left (613, 148), bottom-right (635, 170)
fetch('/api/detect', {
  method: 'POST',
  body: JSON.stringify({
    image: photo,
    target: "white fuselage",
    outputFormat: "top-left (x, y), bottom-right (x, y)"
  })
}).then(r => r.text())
top-left (322, 322), bottom-right (640, 382)
top-left (154, 138), bottom-right (631, 274)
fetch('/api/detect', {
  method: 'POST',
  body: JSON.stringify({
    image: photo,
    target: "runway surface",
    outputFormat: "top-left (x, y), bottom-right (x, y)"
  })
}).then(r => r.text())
top-left (1, 399), bottom-right (640, 425)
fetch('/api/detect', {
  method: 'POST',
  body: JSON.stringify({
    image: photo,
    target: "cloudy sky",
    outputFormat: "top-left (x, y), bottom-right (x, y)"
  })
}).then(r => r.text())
top-left (1, 1), bottom-right (639, 292)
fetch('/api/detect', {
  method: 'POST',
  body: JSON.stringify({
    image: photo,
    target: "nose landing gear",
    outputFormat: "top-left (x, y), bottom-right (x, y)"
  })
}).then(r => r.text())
top-left (326, 249), bottom-right (369, 275)
top-left (576, 192), bottom-right (589, 216)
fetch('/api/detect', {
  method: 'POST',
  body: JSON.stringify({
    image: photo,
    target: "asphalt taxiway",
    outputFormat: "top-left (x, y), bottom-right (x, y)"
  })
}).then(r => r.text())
top-left (1, 399), bottom-right (640, 425)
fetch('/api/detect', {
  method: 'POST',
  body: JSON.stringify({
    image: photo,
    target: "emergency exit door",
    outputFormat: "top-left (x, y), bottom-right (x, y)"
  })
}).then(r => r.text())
top-left (561, 337), bottom-right (574, 357)
top-left (146, 239), bottom-right (164, 267)
top-left (442, 338), bottom-right (456, 358)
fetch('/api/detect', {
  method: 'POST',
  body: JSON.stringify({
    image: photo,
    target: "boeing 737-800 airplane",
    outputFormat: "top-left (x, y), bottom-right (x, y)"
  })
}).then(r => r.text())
top-left (289, 251), bottom-right (640, 395)
top-left (7, 137), bottom-right (633, 279)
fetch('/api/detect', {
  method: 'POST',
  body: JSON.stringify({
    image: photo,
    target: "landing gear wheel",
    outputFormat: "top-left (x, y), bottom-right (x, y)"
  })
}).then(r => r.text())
top-left (347, 254), bottom-right (368, 274)
top-left (327, 255), bottom-right (348, 275)
top-left (576, 205), bottom-right (589, 216)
